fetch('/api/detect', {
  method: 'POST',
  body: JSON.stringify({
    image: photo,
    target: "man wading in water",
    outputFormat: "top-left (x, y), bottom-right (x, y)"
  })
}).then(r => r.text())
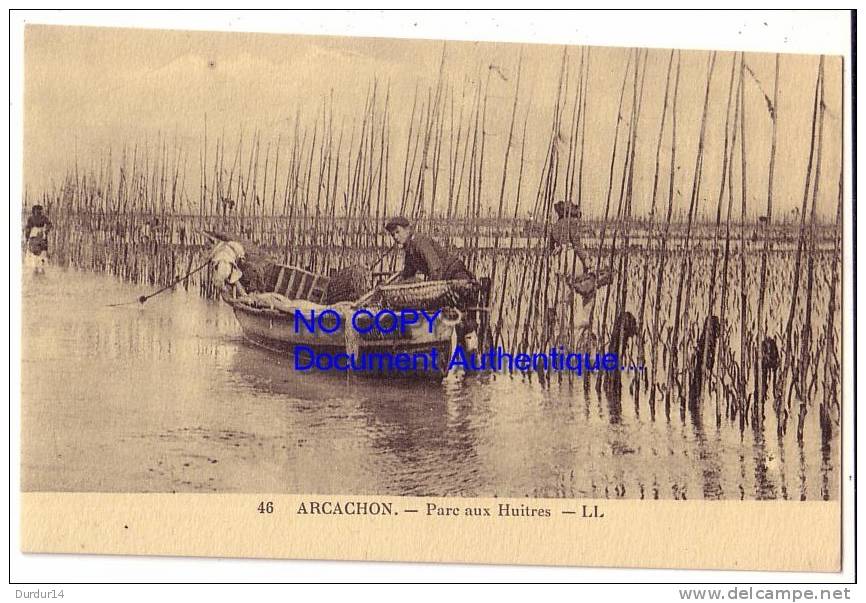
top-left (547, 201), bottom-right (609, 349)
top-left (384, 216), bottom-right (479, 352)
top-left (549, 201), bottom-right (588, 274)
top-left (23, 204), bottom-right (53, 272)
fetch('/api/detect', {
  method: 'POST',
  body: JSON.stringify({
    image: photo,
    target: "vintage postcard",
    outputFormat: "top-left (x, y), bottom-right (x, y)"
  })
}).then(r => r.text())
top-left (16, 16), bottom-right (848, 572)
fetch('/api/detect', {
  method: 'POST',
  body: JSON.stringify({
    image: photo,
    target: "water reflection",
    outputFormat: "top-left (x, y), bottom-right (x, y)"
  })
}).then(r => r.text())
top-left (20, 267), bottom-right (840, 500)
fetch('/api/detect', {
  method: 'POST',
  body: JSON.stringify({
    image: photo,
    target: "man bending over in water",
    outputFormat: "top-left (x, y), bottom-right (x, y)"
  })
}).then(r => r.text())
top-left (549, 200), bottom-right (588, 275)
top-left (546, 201), bottom-right (613, 348)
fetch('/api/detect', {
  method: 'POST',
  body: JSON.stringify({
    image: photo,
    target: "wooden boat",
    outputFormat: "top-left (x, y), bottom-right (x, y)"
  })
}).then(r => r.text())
top-left (220, 263), bottom-right (467, 379)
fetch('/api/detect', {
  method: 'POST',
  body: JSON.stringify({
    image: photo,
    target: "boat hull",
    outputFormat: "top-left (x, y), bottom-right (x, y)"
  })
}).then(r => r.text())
top-left (228, 300), bottom-right (455, 379)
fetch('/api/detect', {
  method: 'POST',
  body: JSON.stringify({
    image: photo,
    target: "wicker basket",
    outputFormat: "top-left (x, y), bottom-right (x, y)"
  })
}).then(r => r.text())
top-left (237, 252), bottom-right (283, 294)
top-left (374, 279), bottom-right (480, 310)
top-left (325, 265), bottom-right (371, 304)
top-left (561, 268), bottom-right (614, 297)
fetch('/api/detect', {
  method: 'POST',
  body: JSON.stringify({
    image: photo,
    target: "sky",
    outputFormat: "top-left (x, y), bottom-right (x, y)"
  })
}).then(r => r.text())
top-left (23, 25), bottom-right (843, 221)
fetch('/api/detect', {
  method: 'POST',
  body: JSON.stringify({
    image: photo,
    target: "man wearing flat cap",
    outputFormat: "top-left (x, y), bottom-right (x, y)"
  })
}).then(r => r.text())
top-left (384, 216), bottom-right (475, 282)
top-left (384, 216), bottom-right (478, 350)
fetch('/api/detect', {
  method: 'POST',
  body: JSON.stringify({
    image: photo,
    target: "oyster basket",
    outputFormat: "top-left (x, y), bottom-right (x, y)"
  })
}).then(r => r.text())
top-left (374, 279), bottom-right (481, 310)
top-left (326, 265), bottom-right (371, 304)
top-left (561, 268), bottom-right (614, 297)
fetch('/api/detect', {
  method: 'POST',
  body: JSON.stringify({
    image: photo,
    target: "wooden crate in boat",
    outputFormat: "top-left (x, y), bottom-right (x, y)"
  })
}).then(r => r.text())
top-left (273, 265), bottom-right (330, 303)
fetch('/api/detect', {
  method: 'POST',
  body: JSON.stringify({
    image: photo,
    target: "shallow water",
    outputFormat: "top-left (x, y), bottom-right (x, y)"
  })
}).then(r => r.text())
top-left (21, 266), bottom-right (839, 499)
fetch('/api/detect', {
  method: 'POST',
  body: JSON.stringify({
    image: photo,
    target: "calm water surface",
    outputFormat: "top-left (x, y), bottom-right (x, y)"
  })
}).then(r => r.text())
top-left (21, 267), bottom-right (838, 499)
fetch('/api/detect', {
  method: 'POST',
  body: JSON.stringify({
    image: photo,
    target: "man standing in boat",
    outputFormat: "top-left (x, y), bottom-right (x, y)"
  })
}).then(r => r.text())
top-left (384, 216), bottom-right (479, 351)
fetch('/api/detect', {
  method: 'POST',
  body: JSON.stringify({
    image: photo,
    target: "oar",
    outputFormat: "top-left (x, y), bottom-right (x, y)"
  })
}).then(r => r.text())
top-left (106, 260), bottom-right (211, 307)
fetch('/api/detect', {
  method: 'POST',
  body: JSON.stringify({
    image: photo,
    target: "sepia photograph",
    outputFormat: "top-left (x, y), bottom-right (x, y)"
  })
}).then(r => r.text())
top-left (21, 22), bottom-right (845, 500)
top-left (12, 10), bottom-right (853, 575)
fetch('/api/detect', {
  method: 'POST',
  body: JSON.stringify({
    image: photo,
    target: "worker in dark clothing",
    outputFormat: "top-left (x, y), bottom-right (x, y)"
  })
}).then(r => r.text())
top-left (385, 216), bottom-right (474, 282)
top-left (384, 216), bottom-right (478, 351)
top-left (549, 200), bottom-right (588, 274)
top-left (24, 204), bottom-right (53, 256)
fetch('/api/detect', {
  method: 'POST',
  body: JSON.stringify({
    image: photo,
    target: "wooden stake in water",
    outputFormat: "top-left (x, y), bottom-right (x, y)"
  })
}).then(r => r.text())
top-left (754, 54), bottom-right (780, 410)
